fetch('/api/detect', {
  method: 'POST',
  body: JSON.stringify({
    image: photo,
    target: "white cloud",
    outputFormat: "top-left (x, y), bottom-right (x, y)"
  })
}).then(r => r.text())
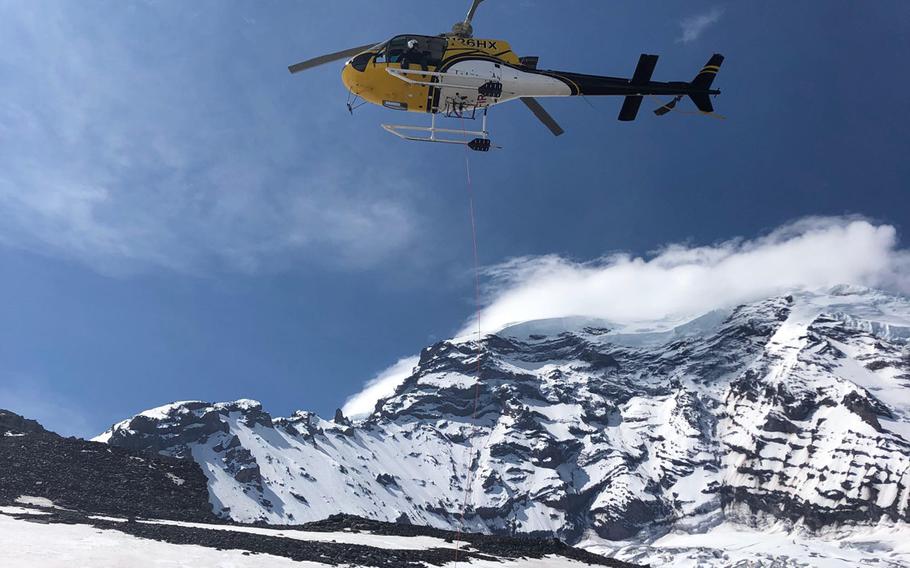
top-left (341, 356), bottom-right (419, 419)
top-left (462, 217), bottom-right (910, 336)
top-left (342, 217), bottom-right (910, 419)
top-left (678, 6), bottom-right (724, 43)
top-left (0, 3), bottom-right (419, 275)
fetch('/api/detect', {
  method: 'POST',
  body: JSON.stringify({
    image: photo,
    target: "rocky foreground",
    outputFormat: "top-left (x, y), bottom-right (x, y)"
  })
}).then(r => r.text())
top-left (0, 409), bottom-right (641, 567)
top-left (0, 409), bottom-right (212, 522)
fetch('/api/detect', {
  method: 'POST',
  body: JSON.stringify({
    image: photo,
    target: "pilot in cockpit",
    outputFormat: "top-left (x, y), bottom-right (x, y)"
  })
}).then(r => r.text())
top-left (399, 39), bottom-right (428, 71)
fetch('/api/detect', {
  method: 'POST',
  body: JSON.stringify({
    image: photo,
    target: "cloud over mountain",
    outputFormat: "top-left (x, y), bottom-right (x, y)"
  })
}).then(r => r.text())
top-left (464, 216), bottom-right (909, 335)
top-left (347, 217), bottom-right (909, 416)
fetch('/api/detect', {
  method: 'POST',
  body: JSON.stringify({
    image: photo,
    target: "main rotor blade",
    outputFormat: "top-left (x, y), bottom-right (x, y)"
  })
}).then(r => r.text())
top-left (465, 0), bottom-right (485, 25)
top-left (520, 97), bottom-right (565, 137)
top-left (288, 43), bottom-right (377, 74)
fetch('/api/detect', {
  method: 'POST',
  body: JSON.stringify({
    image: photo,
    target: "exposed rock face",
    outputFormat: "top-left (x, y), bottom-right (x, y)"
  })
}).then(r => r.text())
top-left (0, 410), bottom-right (48, 436)
top-left (0, 410), bottom-right (637, 568)
top-left (99, 287), bottom-right (910, 543)
top-left (0, 410), bottom-right (212, 521)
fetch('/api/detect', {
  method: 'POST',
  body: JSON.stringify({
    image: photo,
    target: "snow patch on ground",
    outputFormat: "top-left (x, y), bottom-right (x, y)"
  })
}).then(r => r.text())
top-left (165, 473), bottom-right (186, 486)
top-left (0, 512), bottom-right (317, 568)
top-left (15, 496), bottom-right (57, 508)
top-left (0, 510), bottom-right (599, 568)
top-left (582, 521), bottom-right (910, 567)
top-left (0, 506), bottom-right (50, 515)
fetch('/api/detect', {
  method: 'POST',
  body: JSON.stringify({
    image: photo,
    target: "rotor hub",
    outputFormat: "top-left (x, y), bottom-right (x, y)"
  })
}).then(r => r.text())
top-left (449, 21), bottom-right (474, 38)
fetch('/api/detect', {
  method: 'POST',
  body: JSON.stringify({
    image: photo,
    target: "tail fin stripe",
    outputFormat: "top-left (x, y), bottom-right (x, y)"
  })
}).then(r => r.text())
top-left (691, 53), bottom-right (724, 96)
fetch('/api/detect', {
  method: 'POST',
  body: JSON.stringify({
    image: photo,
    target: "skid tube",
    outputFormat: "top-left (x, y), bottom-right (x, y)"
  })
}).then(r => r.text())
top-left (381, 110), bottom-right (495, 151)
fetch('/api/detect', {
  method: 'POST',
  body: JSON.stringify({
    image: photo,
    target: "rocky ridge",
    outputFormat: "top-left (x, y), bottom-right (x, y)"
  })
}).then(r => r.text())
top-left (98, 287), bottom-right (910, 545)
top-left (1, 409), bottom-right (637, 567)
top-left (0, 409), bottom-right (213, 521)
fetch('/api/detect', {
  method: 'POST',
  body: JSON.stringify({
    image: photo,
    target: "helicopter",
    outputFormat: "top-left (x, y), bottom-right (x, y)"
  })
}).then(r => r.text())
top-left (288, 0), bottom-right (724, 151)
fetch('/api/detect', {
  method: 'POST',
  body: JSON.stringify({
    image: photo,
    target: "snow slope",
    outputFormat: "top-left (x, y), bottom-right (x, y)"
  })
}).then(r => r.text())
top-left (0, 505), bottom-right (622, 568)
top-left (99, 286), bottom-right (910, 566)
top-left (586, 521), bottom-right (910, 567)
top-left (0, 512), bottom-right (317, 568)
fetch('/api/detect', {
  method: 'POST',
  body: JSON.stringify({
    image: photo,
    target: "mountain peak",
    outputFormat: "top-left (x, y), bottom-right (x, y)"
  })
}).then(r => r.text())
top-left (97, 289), bottom-right (910, 551)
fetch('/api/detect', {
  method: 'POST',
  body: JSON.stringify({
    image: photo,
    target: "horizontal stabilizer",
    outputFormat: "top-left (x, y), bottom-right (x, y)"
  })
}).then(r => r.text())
top-left (620, 54), bottom-right (657, 119)
top-left (618, 95), bottom-right (644, 121)
top-left (631, 54), bottom-right (659, 85)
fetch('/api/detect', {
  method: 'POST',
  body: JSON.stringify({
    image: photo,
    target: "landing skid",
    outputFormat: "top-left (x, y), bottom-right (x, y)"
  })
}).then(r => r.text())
top-left (381, 110), bottom-right (495, 151)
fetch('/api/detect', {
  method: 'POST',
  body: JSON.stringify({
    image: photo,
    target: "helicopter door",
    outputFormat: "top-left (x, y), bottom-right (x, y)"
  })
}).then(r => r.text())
top-left (376, 36), bottom-right (445, 112)
top-left (439, 59), bottom-right (502, 114)
top-left (477, 63), bottom-right (502, 108)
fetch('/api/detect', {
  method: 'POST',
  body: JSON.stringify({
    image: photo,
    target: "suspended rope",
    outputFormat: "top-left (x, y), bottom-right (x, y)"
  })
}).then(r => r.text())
top-left (451, 116), bottom-right (487, 567)
top-left (580, 93), bottom-right (598, 111)
top-left (649, 94), bottom-right (727, 120)
top-left (345, 89), bottom-right (367, 114)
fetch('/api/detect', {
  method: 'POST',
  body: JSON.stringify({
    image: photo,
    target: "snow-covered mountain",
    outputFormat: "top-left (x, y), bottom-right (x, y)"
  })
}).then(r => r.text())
top-left (97, 286), bottom-right (910, 563)
top-left (1, 409), bottom-right (635, 567)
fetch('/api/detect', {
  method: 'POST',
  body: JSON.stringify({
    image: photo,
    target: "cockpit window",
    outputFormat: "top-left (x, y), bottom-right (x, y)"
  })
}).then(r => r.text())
top-left (350, 51), bottom-right (373, 72)
top-left (376, 35), bottom-right (447, 67)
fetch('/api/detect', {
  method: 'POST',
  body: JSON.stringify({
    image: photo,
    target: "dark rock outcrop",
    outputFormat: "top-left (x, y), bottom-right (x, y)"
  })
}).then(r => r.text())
top-left (0, 410), bottom-right (213, 522)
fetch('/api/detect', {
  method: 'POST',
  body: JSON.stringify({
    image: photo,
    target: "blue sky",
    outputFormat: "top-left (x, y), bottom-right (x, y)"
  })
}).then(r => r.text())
top-left (1, 1), bottom-right (908, 436)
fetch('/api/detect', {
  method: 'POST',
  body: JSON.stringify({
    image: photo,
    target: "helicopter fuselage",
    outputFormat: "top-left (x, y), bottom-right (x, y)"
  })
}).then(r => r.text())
top-left (342, 35), bottom-right (526, 114)
top-left (341, 34), bottom-right (720, 117)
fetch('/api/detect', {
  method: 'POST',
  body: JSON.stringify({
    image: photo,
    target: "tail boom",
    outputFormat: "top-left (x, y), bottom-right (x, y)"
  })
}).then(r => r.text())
top-left (530, 52), bottom-right (724, 119)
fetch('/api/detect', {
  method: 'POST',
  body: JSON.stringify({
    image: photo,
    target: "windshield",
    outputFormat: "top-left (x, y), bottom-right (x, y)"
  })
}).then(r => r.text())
top-left (376, 35), bottom-right (447, 66)
top-left (350, 51), bottom-right (373, 72)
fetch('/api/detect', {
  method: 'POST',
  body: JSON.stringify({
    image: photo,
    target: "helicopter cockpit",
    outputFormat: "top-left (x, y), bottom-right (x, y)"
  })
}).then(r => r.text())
top-left (378, 35), bottom-right (447, 67)
top-left (350, 35), bottom-right (448, 72)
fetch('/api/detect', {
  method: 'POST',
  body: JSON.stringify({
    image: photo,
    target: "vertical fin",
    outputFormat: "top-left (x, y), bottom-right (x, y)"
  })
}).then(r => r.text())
top-left (689, 54), bottom-right (724, 112)
top-left (692, 54), bottom-right (724, 89)
top-left (688, 93), bottom-right (714, 113)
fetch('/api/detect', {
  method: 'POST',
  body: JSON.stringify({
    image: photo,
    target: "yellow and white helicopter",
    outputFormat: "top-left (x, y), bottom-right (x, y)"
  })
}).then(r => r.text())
top-left (288, 0), bottom-right (724, 151)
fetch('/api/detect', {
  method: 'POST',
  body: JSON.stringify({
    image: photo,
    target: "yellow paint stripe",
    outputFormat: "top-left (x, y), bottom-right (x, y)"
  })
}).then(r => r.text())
top-left (701, 65), bottom-right (721, 72)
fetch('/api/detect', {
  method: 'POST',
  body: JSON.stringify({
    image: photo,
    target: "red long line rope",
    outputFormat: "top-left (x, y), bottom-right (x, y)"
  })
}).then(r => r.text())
top-left (452, 119), bottom-right (485, 567)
